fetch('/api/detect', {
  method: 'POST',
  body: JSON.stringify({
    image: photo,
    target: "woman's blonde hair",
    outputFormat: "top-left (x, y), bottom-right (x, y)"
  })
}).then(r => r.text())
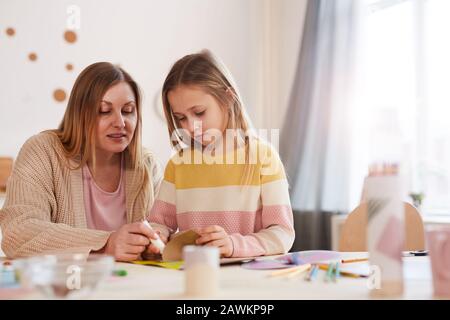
top-left (49, 62), bottom-right (145, 173)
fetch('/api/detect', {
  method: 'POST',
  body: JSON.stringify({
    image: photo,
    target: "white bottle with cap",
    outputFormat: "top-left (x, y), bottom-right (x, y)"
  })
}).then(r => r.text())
top-left (183, 245), bottom-right (220, 297)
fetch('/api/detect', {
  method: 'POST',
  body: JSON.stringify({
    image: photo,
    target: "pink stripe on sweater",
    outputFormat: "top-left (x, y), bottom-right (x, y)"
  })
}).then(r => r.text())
top-left (149, 202), bottom-right (293, 258)
top-left (229, 234), bottom-right (266, 257)
top-left (261, 204), bottom-right (294, 227)
top-left (177, 210), bottom-right (262, 234)
top-left (177, 205), bottom-right (293, 235)
top-left (149, 200), bottom-right (177, 231)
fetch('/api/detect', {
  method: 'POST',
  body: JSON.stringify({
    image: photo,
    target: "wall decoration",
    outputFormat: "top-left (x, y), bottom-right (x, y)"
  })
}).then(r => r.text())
top-left (28, 53), bottom-right (37, 61)
top-left (53, 89), bottom-right (67, 102)
top-left (63, 30), bottom-right (77, 44)
top-left (5, 27), bottom-right (15, 37)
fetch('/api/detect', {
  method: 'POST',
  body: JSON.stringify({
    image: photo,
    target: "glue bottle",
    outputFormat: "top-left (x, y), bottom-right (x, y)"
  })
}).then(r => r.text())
top-left (183, 245), bottom-right (220, 297)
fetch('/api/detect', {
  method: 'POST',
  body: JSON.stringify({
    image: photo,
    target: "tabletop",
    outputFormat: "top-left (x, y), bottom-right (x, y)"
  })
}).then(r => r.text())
top-left (4, 252), bottom-right (435, 300)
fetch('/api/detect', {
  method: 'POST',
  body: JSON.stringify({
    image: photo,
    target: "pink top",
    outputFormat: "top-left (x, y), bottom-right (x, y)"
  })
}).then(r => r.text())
top-left (82, 158), bottom-right (127, 231)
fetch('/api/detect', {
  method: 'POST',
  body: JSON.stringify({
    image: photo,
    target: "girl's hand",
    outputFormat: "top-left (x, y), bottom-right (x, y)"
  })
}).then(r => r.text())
top-left (101, 222), bottom-right (160, 262)
top-left (195, 225), bottom-right (233, 258)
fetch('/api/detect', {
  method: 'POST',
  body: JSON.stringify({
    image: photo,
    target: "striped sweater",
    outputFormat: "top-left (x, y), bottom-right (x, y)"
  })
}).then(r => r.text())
top-left (149, 139), bottom-right (295, 258)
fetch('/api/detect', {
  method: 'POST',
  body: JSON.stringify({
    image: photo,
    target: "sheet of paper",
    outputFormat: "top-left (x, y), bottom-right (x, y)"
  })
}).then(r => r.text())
top-left (162, 230), bottom-right (200, 261)
top-left (130, 260), bottom-right (183, 270)
top-left (241, 251), bottom-right (341, 270)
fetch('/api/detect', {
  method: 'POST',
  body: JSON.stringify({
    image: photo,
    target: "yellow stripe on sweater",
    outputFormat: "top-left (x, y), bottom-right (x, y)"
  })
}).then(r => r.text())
top-left (163, 140), bottom-right (287, 189)
top-left (165, 162), bottom-right (286, 189)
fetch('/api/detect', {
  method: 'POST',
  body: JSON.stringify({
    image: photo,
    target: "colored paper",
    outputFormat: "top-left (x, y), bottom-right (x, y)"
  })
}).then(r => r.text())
top-left (241, 251), bottom-right (341, 270)
top-left (131, 260), bottom-right (184, 270)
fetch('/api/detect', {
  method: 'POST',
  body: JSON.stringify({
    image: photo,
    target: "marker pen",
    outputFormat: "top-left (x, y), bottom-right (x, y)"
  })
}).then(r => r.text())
top-left (143, 220), bottom-right (166, 253)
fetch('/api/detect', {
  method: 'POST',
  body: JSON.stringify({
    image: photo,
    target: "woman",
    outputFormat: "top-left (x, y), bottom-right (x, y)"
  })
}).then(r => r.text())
top-left (0, 62), bottom-right (163, 261)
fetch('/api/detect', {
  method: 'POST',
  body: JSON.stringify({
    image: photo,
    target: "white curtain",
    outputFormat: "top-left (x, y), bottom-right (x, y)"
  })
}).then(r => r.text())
top-left (280, 0), bottom-right (362, 250)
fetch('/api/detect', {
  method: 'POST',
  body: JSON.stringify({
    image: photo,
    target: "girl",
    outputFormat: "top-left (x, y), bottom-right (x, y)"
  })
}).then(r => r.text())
top-left (148, 50), bottom-right (295, 258)
top-left (0, 62), bottom-right (162, 261)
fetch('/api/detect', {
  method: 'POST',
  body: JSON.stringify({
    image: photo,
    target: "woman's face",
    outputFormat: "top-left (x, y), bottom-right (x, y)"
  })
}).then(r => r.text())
top-left (95, 81), bottom-right (137, 156)
top-left (168, 85), bottom-right (229, 146)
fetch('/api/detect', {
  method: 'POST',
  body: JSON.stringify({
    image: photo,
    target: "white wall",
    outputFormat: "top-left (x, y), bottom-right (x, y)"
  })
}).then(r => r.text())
top-left (277, 0), bottom-right (308, 129)
top-left (0, 0), bottom-right (307, 164)
top-left (264, 0), bottom-right (308, 131)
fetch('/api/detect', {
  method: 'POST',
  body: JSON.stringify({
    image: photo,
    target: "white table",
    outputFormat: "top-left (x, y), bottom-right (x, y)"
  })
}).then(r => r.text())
top-left (12, 252), bottom-right (439, 300)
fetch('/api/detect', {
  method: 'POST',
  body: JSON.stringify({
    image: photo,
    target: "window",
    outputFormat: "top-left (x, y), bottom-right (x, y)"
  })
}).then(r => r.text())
top-left (354, 0), bottom-right (450, 215)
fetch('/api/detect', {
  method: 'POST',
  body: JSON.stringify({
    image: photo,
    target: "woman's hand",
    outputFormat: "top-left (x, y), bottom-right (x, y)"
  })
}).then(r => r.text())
top-left (102, 222), bottom-right (160, 262)
top-left (195, 225), bottom-right (233, 258)
top-left (142, 224), bottom-right (170, 259)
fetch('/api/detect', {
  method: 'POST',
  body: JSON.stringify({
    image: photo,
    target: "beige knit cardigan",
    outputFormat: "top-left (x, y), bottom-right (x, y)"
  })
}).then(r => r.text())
top-left (0, 132), bottom-right (162, 258)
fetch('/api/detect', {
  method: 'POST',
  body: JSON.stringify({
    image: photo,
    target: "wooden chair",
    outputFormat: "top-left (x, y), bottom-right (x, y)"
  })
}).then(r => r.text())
top-left (0, 157), bottom-right (13, 193)
top-left (339, 202), bottom-right (425, 252)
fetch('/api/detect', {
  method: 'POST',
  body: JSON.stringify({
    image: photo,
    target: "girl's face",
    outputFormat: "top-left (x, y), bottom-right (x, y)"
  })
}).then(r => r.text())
top-left (95, 81), bottom-right (137, 157)
top-left (168, 85), bottom-right (229, 146)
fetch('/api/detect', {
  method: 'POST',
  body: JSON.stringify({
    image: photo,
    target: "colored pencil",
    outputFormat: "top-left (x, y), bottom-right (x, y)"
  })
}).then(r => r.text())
top-left (325, 262), bottom-right (335, 282)
top-left (269, 263), bottom-right (311, 278)
top-left (285, 264), bottom-right (311, 279)
top-left (316, 263), bottom-right (363, 278)
top-left (341, 258), bottom-right (368, 264)
top-left (333, 262), bottom-right (340, 282)
top-left (306, 265), bottom-right (319, 281)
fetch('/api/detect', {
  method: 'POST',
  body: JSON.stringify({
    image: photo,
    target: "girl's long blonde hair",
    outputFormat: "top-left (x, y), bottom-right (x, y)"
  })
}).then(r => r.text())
top-left (161, 50), bottom-right (257, 183)
top-left (162, 50), bottom-right (255, 146)
top-left (49, 62), bottom-right (146, 175)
